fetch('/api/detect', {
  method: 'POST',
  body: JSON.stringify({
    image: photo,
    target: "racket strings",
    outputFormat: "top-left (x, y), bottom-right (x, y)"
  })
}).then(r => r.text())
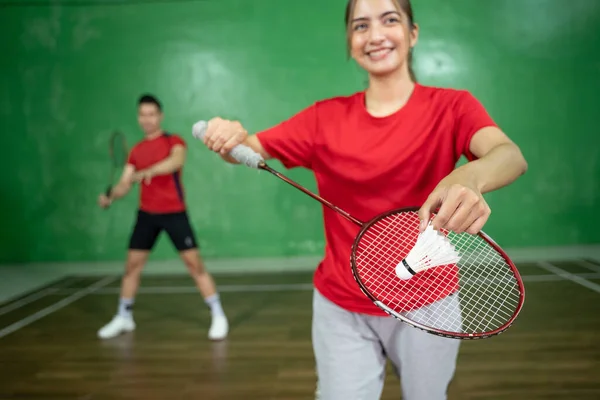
top-left (109, 132), bottom-right (128, 167)
top-left (359, 217), bottom-right (408, 291)
top-left (419, 231), bottom-right (518, 334)
top-left (353, 211), bottom-right (522, 336)
top-left (358, 214), bottom-right (463, 331)
top-left (448, 234), bottom-right (521, 332)
top-left (359, 214), bottom-right (421, 297)
top-left (359, 214), bottom-right (455, 304)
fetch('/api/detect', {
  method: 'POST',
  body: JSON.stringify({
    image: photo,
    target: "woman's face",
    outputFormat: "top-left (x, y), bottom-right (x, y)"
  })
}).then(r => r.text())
top-left (349, 0), bottom-right (418, 78)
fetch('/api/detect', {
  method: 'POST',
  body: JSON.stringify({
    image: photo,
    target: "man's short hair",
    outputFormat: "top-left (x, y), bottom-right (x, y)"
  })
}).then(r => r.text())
top-left (138, 94), bottom-right (162, 111)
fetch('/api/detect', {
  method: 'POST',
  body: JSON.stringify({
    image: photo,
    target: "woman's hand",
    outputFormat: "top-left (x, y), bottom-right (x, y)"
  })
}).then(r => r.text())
top-left (418, 178), bottom-right (491, 235)
top-left (417, 126), bottom-right (527, 234)
top-left (202, 117), bottom-right (249, 156)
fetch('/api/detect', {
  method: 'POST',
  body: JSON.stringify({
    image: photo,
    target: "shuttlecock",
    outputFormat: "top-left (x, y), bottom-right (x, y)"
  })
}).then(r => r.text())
top-left (395, 223), bottom-right (461, 280)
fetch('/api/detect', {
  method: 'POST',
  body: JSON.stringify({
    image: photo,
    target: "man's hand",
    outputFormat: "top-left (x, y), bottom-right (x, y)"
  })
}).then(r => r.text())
top-left (132, 169), bottom-right (155, 185)
top-left (98, 193), bottom-right (112, 209)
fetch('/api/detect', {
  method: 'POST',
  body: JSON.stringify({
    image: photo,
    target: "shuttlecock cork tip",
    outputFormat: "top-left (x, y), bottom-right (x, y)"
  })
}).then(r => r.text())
top-left (395, 223), bottom-right (461, 280)
top-left (396, 259), bottom-right (416, 280)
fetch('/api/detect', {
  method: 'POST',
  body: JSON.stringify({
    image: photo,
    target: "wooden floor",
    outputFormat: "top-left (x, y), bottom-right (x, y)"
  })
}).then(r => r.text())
top-left (0, 260), bottom-right (599, 399)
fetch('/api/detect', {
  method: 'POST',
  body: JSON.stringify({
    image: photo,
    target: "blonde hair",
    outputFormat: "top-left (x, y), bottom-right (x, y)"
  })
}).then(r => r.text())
top-left (344, 0), bottom-right (417, 81)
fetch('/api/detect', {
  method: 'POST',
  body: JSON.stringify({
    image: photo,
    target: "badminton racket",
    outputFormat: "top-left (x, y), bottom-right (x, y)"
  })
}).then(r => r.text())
top-left (191, 121), bottom-right (525, 340)
top-left (105, 130), bottom-right (128, 197)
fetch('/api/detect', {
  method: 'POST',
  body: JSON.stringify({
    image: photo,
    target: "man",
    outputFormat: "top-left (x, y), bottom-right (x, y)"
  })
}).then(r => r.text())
top-left (97, 94), bottom-right (228, 341)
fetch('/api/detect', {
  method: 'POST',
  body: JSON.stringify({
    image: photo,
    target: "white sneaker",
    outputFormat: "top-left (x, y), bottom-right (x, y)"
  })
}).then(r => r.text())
top-left (208, 314), bottom-right (228, 340)
top-left (97, 315), bottom-right (135, 339)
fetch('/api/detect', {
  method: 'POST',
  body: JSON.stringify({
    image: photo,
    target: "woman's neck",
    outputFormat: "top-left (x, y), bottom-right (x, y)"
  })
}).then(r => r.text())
top-left (364, 68), bottom-right (416, 117)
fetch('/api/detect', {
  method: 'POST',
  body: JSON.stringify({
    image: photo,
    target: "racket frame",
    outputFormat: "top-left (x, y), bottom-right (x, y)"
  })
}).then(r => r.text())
top-left (266, 154), bottom-right (526, 339)
top-left (349, 206), bottom-right (526, 340)
top-left (106, 130), bottom-right (128, 197)
top-left (190, 127), bottom-right (526, 340)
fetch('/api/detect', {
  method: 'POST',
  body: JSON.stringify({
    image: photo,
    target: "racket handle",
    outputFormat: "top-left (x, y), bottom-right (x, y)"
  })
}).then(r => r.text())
top-left (192, 120), bottom-right (264, 169)
top-left (102, 185), bottom-right (113, 211)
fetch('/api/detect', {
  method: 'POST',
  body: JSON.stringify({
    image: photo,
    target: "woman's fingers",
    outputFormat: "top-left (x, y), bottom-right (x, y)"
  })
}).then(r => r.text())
top-left (204, 118), bottom-right (247, 154)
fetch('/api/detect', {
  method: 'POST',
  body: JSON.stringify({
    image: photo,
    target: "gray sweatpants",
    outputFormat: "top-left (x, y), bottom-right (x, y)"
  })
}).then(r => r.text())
top-left (312, 289), bottom-right (460, 400)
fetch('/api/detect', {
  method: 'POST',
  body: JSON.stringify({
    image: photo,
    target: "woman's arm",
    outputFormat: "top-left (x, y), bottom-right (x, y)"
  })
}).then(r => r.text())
top-left (418, 126), bottom-right (528, 234)
top-left (458, 126), bottom-right (528, 194)
top-left (203, 104), bottom-right (318, 170)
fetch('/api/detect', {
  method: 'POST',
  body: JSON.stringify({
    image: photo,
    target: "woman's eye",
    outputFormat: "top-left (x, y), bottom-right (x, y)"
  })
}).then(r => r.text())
top-left (353, 23), bottom-right (368, 31)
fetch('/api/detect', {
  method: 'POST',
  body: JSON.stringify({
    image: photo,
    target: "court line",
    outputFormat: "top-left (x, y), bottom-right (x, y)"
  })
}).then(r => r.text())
top-left (0, 287), bottom-right (59, 316)
top-left (583, 258), bottom-right (600, 266)
top-left (0, 276), bottom-right (116, 339)
top-left (0, 275), bottom-right (74, 309)
top-left (42, 272), bottom-right (600, 295)
top-left (578, 260), bottom-right (600, 273)
top-left (521, 272), bottom-right (600, 282)
top-left (0, 277), bottom-right (85, 316)
top-left (537, 261), bottom-right (600, 294)
top-left (52, 283), bottom-right (315, 295)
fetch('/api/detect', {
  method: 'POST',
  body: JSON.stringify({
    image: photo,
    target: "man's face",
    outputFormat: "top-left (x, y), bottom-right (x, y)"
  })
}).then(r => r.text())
top-left (137, 103), bottom-right (162, 134)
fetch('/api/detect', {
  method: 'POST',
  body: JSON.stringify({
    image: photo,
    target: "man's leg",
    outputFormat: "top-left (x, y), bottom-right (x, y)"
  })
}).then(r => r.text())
top-left (163, 212), bottom-right (228, 340)
top-left (98, 211), bottom-right (159, 339)
top-left (179, 248), bottom-right (218, 298)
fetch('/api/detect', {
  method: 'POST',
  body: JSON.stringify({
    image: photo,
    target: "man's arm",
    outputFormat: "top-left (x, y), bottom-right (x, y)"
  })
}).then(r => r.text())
top-left (132, 144), bottom-right (187, 185)
top-left (109, 164), bottom-right (135, 201)
top-left (145, 144), bottom-right (186, 176)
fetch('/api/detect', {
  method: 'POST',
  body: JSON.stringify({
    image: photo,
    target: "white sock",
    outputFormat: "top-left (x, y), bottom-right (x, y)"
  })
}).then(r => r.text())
top-left (205, 294), bottom-right (225, 318)
top-left (118, 298), bottom-right (134, 319)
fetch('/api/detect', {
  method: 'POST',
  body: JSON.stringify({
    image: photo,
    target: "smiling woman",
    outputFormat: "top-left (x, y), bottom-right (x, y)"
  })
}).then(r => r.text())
top-left (196, 0), bottom-right (528, 398)
top-left (345, 0), bottom-right (418, 82)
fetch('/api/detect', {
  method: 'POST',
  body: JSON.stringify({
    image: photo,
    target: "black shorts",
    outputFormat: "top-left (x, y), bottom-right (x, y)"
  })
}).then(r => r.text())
top-left (128, 210), bottom-right (198, 251)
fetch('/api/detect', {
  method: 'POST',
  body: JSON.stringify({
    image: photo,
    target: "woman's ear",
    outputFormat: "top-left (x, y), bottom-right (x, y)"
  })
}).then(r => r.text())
top-left (410, 22), bottom-right (419, 48)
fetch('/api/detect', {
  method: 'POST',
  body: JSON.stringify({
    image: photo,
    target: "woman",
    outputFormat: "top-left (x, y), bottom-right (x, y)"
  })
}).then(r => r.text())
top-left (199, 0), bottom-right (528, 398)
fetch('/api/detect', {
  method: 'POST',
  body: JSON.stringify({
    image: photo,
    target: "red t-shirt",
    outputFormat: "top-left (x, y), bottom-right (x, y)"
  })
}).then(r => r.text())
top-left (127, 132), bottom-right (187, 214)
top-left (256, 83), bottom-right (498, 316)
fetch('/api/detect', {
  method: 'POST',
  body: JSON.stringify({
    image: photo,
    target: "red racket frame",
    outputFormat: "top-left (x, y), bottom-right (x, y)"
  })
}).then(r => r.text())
top-left (349, 206), bottom-right (526, 340)
top-left (252, 160), bottom-right (525, 339)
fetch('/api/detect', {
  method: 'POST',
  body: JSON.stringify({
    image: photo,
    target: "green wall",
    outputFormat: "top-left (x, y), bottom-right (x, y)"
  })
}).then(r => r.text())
top-left (1, 0), bottom-right (599, 263)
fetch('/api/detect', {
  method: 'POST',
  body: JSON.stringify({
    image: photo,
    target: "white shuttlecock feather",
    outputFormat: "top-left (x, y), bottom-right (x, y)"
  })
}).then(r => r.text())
top-left (395, 223), bottom-right (461, 280)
